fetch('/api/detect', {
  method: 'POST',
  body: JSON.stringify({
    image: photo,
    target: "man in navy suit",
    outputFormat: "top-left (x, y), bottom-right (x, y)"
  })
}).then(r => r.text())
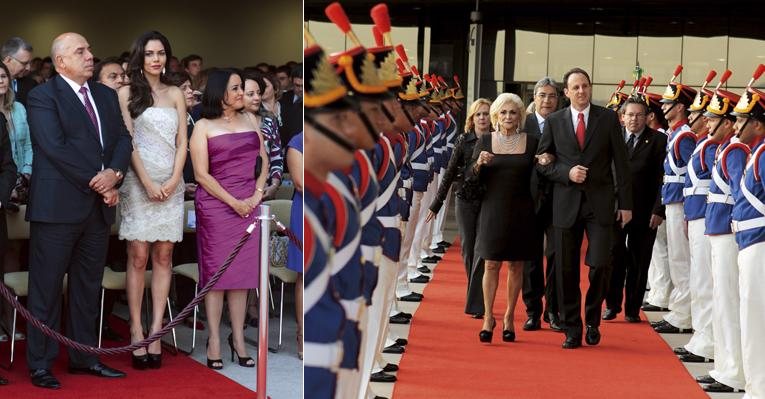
top-left (536, 67), bottom-right (632, 349)
top-left (25, 32), bottom-right (132, 389)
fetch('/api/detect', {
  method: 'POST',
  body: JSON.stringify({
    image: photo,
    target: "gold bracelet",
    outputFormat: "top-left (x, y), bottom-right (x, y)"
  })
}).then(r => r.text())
top-left (256, 187), bottom-right (265, 193)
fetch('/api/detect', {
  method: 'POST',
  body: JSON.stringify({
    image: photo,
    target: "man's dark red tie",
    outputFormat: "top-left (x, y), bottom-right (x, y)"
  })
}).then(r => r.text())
top-left (576, 112), bottom-right (586, 149)
top-left (79, 86), bottom-right (100, 135)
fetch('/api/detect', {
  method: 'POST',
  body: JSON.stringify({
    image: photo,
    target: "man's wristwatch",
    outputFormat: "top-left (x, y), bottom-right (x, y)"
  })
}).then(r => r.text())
top-left (113, 169), bottom-right (124, 180)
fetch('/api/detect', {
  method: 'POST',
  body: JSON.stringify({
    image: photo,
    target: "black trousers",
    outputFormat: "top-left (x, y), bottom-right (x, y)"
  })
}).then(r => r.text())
top-left (554, 196), bottom-right (613, 337)
top-left (605, 219), bottom-right (657, 317)
top-left (26, 206), bottom-right (109, 370)
top-left (522, 223), bottom-right (558, 320)
top-left (455, 197), bottom-right (484, 315)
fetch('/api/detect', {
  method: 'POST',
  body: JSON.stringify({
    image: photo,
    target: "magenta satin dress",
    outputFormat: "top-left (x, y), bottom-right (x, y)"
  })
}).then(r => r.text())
top-left (196, 131), bottom-right (261, 289)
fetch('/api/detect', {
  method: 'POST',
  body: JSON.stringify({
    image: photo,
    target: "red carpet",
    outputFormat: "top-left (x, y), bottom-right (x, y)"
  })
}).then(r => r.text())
top-left (393, 239), bottom-right (707, 399)
top-left (0, 316), bottom-right (255, 398)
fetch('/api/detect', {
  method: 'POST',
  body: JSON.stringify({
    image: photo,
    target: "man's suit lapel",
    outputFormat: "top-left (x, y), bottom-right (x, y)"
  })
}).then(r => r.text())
top-left (561, 110), bottom-right (578, 150)
top-left (630, 129), bottom-right (654, 159)
top-left (55, 76), bottom-right (102, 147)
top-left (583, 105), bottom-right (601, 151)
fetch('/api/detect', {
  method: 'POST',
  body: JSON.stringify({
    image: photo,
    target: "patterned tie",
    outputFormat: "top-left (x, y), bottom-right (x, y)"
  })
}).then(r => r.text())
top-left (576, 112), bottom-right (586, 149)
top-left (79, 86), bottom-right (100, 135)
top-left (626, 133), bottom-right (636, 156)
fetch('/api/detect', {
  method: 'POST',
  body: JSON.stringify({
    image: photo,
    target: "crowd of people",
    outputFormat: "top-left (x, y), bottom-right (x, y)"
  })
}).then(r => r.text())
top-left (304, 3), bottom-right (765, 399)
top-left (0, 31), bottom-right (303, 389)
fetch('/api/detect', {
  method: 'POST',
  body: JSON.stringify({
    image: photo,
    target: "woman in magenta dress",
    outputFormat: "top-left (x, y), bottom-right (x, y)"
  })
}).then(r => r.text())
top-left (189, 68), bottom-right (269, 369)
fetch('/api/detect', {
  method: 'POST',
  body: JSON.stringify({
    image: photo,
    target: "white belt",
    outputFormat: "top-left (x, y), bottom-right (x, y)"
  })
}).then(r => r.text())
top-left (664, 175), bottom-right (686, 184)
top-left (683, 186), bottom-right (710, 196)
top-left (340, 298), bottom-right (365, 322)
top-left (377, 215), bottom-right (399, 228)
top-left (303, 341), bottom-right (343, 369)
top-left (360, 245), bottom-right (381, 267)
top-left (412, 163), bottom-right (430, 171)
top-left (707, 193), bottom-right (734, 205)
top-left (402, 179), bottom-right (412, 189)
top-left (732, 217), bottom-right (765, 232)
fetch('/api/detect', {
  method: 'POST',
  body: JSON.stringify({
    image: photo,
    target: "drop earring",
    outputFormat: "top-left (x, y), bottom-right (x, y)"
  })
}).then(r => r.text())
top-left (162, 67), bottom-right (166, 75)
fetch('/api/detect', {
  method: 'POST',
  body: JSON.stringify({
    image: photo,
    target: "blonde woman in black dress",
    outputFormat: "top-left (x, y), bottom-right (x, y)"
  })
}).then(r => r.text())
top-left (468, 93), bottom-right (542, 343)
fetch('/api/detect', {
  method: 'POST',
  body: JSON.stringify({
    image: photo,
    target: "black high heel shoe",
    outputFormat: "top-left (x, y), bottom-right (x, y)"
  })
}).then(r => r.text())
top-left (131, 352), bottom-right (150, 370)
top-left (206, 338), bottom-right (223, 370)
top-left (228, 333), bottom-right (255, 367)
top-left (479, 318), bottom-right (496, 343)
top-left (502, 321), bottom-right (516, 342)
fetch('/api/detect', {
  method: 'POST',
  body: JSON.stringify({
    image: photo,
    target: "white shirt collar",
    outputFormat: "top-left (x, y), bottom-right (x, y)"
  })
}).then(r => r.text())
top-left (59, 74), bottom-right (91, 96)
top-left (569, 104), bottom-right (591, 127)
top-left (535, 111), bottom-right (546, 123)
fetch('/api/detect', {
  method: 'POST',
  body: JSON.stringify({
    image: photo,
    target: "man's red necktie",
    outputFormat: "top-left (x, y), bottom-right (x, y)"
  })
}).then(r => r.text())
top-left (576, 112), bottom-right (585, 149)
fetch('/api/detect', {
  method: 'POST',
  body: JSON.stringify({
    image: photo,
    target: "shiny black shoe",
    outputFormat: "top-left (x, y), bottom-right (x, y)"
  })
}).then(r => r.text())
top-left (562, 335), bottom-right (581, 349)
top-left (650, 319), bottom-right (669, 328)
top-left (431, 246), bottom-right (446, 254)
top-left (695, 374), bottom-right (716, 384)
top-left (398, 292), bottom-right (423, 302)
top-left (206, 338), bottom-right (223, 370)
top-left (389, 315), bottom-right (410, 324)
top-left (382, 363), bottom-right (399, 372)
top-left (601, 308), bottom-right (618, 320)
top-left (421, 256), bottom-right (440, 264)
top-left (417, 265), bottom-right (431, 274)
top-left (502, 321), bottom-right (515, 342)
top-left (547, 314), bottom-right (564, 332)
top-left (68, 362), bottom-right (126, 378)
top-left (228, 333), bottom-right (255, 367)
top-left (641, 304), bottom-right (669, 311)
top-left (391, 312), bottom-right (412, 321)
top-left (131, 352), bottom-right (150, 370)
top-left (679, 353), bottom-right (713, 363)
top-left (585, 325), bottom-right (601, 345)
top-left (147, 353), bottom-right (162, 369)
top-left (382, 344), bottom-right (405, 354)
top-left (395, 338), bottom-right (409, 346)
top-left (624, 315), bottom-right (641, 323)
top-left (654, 322), bottom-right (692, 334)
top-left (30, 369), bottom-right (60, 389)
top-left (522, 318), bottom-right (541, 331)
top-left (703, 382), bottom-right (744, 393)
top-left (437, 241), bottom-right (452, 248)
top-left (370, 371), bottom-right (397, 383)
top-left (673, 346), bottom-right (689, 355)
top-left (409, 275), bottom-right (430, 284)
top-left (479, 318), bottom-right (496, 343)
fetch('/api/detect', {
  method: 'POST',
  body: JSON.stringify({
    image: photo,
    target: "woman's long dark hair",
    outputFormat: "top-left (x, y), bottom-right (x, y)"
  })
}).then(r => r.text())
top-left (127, 31), bottom-right (173, 119)
top-left (200, 68), bottom-right (242, 120)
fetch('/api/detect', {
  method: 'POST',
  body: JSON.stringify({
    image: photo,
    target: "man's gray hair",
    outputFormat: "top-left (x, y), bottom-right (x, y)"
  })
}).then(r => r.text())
top-left (533, 77), bottom-right (557, 97)
top-left (1, 37), bottom-right (33, 59)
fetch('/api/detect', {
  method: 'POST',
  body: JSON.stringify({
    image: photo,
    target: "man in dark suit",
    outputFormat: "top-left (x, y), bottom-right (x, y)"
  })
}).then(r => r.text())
top-left (602, 96), bottom-right (667, 323)
top-left (279, 63), bottom-right (303, 148)
top-left (25, 32), bottom-right (132, 389)
top-left (0, 113), bottom-right (19, 386)
top-left (522, 77), bottom-right (563, 331)
top-left (1, 36), bottom-right (38, 105)
top-left (536, 67), bottom-right (632, 349)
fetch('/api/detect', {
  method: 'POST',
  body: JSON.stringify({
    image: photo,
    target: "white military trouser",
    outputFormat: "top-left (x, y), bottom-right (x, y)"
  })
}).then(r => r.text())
top-left (398, 192), bottom-right (423, 297)
top-left (415, 174), bottom-right (439, 261)
top-left (708, 234), bottom-right (745, 390)
top-left (738, 242), bottom-right (765, 399)
top-left (683, 218), bottom-right (714, 358)
top-left (429, 172), bottom-right (450, 249)
top-left (645, 221), bottom-right (672, 307)
top-left (662, 203), bottom-right (692, 329)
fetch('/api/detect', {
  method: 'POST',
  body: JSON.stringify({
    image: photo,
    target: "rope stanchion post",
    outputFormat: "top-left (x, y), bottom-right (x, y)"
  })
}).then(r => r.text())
top-left (257, 203), bottom-right (271, 399)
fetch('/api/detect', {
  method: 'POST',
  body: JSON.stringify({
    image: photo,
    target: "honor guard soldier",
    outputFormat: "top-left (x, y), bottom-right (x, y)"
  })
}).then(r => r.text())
top-left (652, 65), bottom-right (698, 334)
top-left (701, 65), bottom-right (763, 394)
top-left (729, 64), bottom-right (765, 397)
top-left (303, 37), bottom-right (361, 399)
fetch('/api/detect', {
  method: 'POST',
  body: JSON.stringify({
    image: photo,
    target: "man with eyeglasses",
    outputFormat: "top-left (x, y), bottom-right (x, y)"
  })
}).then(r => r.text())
top-left (602, 96), bottom-right (667, 324)
top-left (521, 77), bottom-right (563, 332)
top-left (1, 37), bottom-right (37, 105)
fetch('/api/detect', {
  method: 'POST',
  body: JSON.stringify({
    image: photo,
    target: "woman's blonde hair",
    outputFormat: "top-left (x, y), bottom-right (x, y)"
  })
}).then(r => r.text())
top-left (490, 92), bottom-right (526, 132)
top-left (0, 62), bottom-right (14, 114)
top-left (464, 98), bottom-right (492, 133)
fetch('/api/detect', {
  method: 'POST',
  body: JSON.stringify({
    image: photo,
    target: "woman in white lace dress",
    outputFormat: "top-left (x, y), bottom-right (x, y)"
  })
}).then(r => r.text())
top-left (116, 31), bottom-right (187, 370)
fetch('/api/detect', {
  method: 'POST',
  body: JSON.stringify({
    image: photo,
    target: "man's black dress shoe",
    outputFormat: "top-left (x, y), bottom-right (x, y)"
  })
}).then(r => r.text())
top-left (421, 255), bottom-right (441, 263)
top-left (382, 363), bottom-right (399, 372)
top-left (370, 371), bottom-right (397, 383)
top-left (585, 325), bottom-right (601, 345)
top-left (409, 275), bottom-right (430, 284)
top-left (395, 338), bottom-right (408, 346)
top-left (417, 265), bottom-right (431, 274)
top-left (703, 381), bottom-right (744, 393)
top-left (601, 308), bottom-right (618, 320)
top-left (654, 322), bottom-right (692, 334)
top-left (624, 315), bottom-right (641, 323)
top-left (30, 369), bottom-right (60, 389)
top-left (391, 312), bottom-right (412, 320)
top-left (437, 241), bottom-right (452, 247)
top-left (679, 353), bottom-right (713, 363)
top-left (695, 374), bottom-right (716, 384)
top-left (547, 315), bottom-right (564, 332)
top-left (398, 292), bottom-right (423, 302)
top-left (432, 246), bottom-right (446, 254)
top-left (673, 346), bottom-right (689, 355)
top-left (641, 304), bottom-right (669, 311)
top-left (68, 362), bottom-right (126, 378)
top-left (389, 315), bottom-right (410, 324)
top-left (382, 344), bottom-right (405, 354)
top-left (522, 318), bottom-right (541, 331)
top-left (0, 374), bottom-right (7, 385)
top-left (562, 335), bottom-right (581, 349)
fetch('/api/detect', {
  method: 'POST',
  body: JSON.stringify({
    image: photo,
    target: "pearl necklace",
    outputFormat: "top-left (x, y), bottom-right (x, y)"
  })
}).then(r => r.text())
top-left (495, 130), bottom-right (522, 153)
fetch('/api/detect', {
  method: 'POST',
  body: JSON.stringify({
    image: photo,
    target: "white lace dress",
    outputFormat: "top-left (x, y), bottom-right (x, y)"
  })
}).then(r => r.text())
top-left (118, 107), bottom-right (184, 242)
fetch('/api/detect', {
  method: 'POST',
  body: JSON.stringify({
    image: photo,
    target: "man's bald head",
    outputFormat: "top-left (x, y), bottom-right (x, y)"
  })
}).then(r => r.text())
top-left (50, 32), bottom-right (94, 85)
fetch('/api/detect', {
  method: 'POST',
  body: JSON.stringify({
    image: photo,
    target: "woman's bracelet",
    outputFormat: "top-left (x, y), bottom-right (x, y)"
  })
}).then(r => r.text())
top-left (256, 187), bottom-right (265, 193)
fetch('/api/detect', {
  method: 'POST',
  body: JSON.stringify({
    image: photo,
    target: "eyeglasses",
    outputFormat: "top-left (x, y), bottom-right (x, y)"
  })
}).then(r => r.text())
top-left (536, 93), bottom-right (557, 100)
top-left (624, 113), bottom-right (646, 119)
top-left (10, 55), bottom-right (30, 68)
